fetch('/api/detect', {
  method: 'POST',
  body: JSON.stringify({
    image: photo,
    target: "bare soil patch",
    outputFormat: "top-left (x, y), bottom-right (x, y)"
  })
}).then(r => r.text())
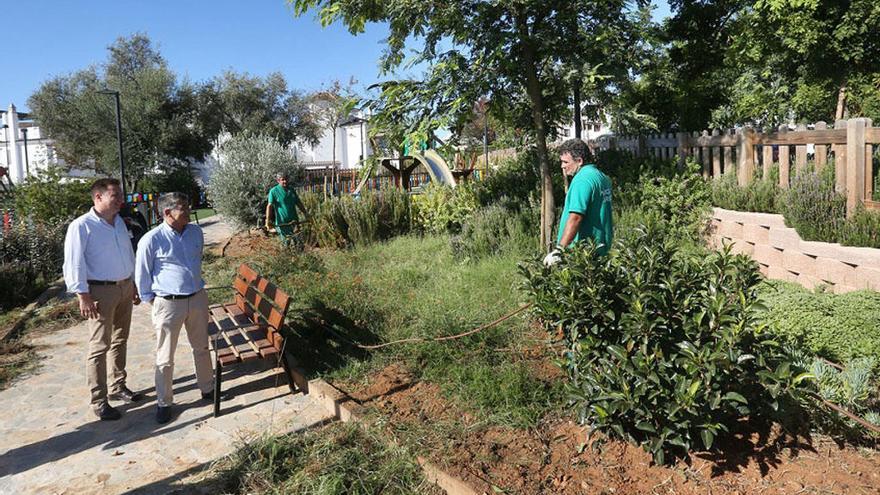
top-left (222, 229), bottom-right (284, 258)
top-left (341, 363), bottom-right (880, 495)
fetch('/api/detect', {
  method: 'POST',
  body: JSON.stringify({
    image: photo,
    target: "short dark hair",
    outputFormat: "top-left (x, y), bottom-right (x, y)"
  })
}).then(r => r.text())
top-left (90, 178), bottom-right (121, 196)
top-left (558, 138), bottom-right (592, 163)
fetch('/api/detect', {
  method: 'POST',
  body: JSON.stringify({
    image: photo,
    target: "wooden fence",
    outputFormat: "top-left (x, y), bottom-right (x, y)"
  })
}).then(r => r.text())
top-left (604, 118), bottom-right (879, 216)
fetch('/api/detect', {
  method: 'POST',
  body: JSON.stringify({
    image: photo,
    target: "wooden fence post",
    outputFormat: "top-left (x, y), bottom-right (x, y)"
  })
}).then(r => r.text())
top-left (761, 128), bottom-right (773, 180)
top-left (814, 121), bottom-right (828, 170)
top-left (723, 129), bottom-right (734, 176)
top-left (833, 119), bottom-right (847, 193)
top-left (712, 129), bottom-right (722, 178)
top-left (795, 123), bottom-right (808, 174)
top-left (846, 118), bottom-right (868, 217)
top-left (737, 127), bottom-right (756, 186)
top-left (778, 125), bottom-right (790, 188)
top-left (865, 118), bottom-right (874, 200)
top-left (677, 132), bottom-right (689, 169)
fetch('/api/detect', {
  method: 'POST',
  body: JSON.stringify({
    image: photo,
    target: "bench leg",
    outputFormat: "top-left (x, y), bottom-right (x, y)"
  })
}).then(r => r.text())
top-left (279, 352), bottom-right (297, 394)
top-left (214, 360), bottom-right (222, 418)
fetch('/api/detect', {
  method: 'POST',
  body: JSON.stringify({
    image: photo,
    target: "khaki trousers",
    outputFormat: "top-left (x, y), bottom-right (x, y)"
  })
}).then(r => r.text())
top-left (151, 289), bottom-right (213, 407)
top-left (87, 279), bottom-right (134, 412)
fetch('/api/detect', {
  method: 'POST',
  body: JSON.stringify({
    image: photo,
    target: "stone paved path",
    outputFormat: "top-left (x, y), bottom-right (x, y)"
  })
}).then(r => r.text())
top-left (0, 215), bottom-right (332, 495)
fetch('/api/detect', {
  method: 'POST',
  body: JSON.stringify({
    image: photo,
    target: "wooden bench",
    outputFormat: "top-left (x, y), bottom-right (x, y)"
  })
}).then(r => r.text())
top-left (207, 263), bottom-right (307, 417)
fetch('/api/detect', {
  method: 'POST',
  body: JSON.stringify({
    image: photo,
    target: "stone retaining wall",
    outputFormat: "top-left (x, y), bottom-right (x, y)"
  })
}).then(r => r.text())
top-left (710, 208), bottom-right (880, 293)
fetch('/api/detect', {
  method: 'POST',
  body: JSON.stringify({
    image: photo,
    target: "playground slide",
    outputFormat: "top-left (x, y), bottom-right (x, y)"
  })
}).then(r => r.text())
top-left (411, 150), bottom-right (456, 187)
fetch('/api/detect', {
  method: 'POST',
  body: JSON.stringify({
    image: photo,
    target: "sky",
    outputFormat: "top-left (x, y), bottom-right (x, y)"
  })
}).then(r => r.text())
top-left (4, 0), bottom-right (672, 114)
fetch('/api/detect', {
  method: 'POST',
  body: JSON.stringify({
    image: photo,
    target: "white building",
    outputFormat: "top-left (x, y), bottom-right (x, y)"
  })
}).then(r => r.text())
top-left (292, 111), bottom-right (372, 170)
top-left (557, 111), bottom-right (612, 142)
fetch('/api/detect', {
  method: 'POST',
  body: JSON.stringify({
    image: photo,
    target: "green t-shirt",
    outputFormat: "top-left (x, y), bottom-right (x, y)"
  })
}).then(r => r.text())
top-left (556, 164), bottom-right (614, 255)
top-left (268, 184), bottom-right (300, 226)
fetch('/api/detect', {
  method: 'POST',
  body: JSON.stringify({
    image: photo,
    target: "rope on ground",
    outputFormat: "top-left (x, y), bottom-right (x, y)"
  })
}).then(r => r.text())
top-left (348, 303), bottom-right (533, 350)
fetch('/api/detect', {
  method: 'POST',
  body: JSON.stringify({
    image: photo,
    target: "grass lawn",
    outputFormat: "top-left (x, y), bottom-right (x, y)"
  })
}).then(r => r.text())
top-left (193, 207), bottom-right (216, 223)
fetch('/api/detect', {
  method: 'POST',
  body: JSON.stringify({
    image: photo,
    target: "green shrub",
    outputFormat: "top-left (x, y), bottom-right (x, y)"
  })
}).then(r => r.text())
top-left (0, 219), bottom-right (67, 309)
top-left (781, 167), bottom-right (845, 243)
top-left (411, 182), bottom-right (478, 234)
top-left (759, 281), bottom-right (880, 364)
top-left (139, 161), bottom-right (202, 203)
top-left (839, 206), bottom-right (880, 248)
top-left (13, 167), bottom-right (91, 223)
top-left (476, 149), bottom-right (541, 209)
top-left (450, 204), bottom-right (538, 261)
top-left (300, 189), bottom-right (411, 249)
top-left (711, 166), bottom-right (780, 213)
top-left (521, 224), bottom-right (805, 464)
top-left (207, 134), bottom-right (304, 228)
top-left (636, 160), bottom-right (711, 243)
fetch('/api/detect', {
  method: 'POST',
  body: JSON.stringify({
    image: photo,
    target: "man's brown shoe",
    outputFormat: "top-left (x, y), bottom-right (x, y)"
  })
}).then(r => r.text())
top-left (95, 404), bottom-right (122, 421)
top-left (109, 386), bottom-right (143, 403)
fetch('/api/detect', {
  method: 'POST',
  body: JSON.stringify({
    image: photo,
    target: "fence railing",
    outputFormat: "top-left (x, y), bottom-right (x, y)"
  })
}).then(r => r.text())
top-left (604, 118), bottom-right (878, 216)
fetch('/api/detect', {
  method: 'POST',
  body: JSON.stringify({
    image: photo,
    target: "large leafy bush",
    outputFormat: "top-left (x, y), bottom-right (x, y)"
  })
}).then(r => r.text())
top-left (450, 204), bottom-right (539, 261)
top-left (411, 182), bottom-right (478, 234)
top-left (207, 134), bottom-right (304, 228)
top-left (521, 225), bottom-right (805, 464)
top-left (0, 219), bottom-right (67, 309)
top-left (635, 161), bottom-right (711, 243)
top-left (13, 167), bottom-right (91, 223)
top-left (139, 160), bottom-right (202, 204)
top-left (299, 189), bottom-right (411, 249)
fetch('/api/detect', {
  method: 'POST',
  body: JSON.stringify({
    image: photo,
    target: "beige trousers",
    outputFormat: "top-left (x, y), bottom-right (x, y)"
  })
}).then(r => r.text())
top-left (87, 279), bottom-right (134, 412)
top-left (151, 289), bottom-right (213, 407)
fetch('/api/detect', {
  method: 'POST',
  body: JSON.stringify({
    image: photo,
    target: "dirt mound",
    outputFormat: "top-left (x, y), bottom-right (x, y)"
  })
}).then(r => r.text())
top-left (221, 229), bottom-right (284, 258)
top-left (344, 363), bottom-right (880, 495)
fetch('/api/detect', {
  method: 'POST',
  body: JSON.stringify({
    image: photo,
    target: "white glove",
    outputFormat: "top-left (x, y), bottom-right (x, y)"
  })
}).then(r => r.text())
top-left (542, 249), bottom-right (561, 267)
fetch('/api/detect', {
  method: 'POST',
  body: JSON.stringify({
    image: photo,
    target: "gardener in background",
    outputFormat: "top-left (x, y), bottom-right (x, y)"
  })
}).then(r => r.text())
top-left (544, 138), bottom-right (614, 266)
top-left (265, 172), bottom-right (309, 243)
top-left (63, 177), bottom-right (143, 421)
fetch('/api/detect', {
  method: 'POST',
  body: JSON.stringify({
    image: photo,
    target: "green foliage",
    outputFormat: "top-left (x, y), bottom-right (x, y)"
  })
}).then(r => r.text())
top-left (635, 160), bottom-right (711, 243)
top-left (521, 225), bottom-right (806, 464)
top-left (207, 134), bottom-right (303, 228)
top-left (411, 183), bottom-right (478, 235)
top-left (780, 167), bottom-right (846, 243)
top-left (839, 206), bottom-right (880, 249)
top-left (203, 422), bottom-right (439, 494)
top-left (299, 189), bottom-right (411, 249)
top-left (759, 281), bottom-right (880, 365)
top-left (710, 167), bottom-right (780, 213)
top-left (138, 161), bottom-right (202, 201)
top-left (0, 219), bottom-right (67, 310)
top-left (475, 151), bottom-right (542, 210)
top-left (12, 167), bottom-right (91, 223)
top-left (450, 204), bottom-right (539, 261)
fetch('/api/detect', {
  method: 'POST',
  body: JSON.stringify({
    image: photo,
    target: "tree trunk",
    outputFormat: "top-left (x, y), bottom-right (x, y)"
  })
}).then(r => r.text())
top-left (573, 82), bottom-right (582, 139)
top-left (835, 83), bottom-right (847, 121)
top-left (517, 16), bottom-right (555, 252)
top-left (331, 126), bottom-right (337, 197)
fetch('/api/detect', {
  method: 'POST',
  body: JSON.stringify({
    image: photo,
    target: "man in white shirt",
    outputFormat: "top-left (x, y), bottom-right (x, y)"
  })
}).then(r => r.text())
top-left (63, 178), bottom-right (143, 421)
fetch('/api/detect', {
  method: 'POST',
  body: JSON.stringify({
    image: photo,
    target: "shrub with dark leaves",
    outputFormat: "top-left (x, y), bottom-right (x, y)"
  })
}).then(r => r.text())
top-left (521, 224), bottom-right (808, 464)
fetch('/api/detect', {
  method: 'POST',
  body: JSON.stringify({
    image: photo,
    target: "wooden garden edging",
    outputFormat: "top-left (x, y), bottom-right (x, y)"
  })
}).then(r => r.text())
top-left (603, 118), bottom-right (878, 217)
top-left (308, 378), bottom-right (481, 495)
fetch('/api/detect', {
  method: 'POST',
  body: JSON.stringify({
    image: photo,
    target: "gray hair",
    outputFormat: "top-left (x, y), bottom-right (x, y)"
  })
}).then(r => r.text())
top-left (159, 192), bottom-right (190, 214)
top-left (558, 138), bottom-right (592, 163)
top-left (275, 172), bottom-right (288, 180)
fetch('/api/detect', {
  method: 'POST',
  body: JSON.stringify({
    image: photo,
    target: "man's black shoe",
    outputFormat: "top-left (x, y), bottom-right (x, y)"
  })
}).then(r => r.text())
top-left (95, 404), bottom-right (122, 421)
top-left (109, 386), bottom-right (144, 403)
top-left (156, 406), bottom-right (172, 424)
top-left (202, 391), bottom-right (231, 402)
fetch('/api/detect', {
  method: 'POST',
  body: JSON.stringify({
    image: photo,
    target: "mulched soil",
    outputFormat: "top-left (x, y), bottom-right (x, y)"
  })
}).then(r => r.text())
top-left (342, 363), bottom-right (880, 495)
top-left (221, 229), bottom-right (284, 258)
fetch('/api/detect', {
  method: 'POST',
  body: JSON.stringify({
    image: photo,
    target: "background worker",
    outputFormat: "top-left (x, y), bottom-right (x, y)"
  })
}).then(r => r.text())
top-left (545, 138), bottom-right (614, 265)
top-left (265, 172), bottom-right (309, 242)
top-left (63, 178), bottom-right (143, 421)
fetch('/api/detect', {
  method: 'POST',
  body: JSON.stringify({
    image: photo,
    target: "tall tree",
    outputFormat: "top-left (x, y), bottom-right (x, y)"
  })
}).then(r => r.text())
top-left (28, 34), bottom-right (216, 191)
top-left (291, 0), bottom-right (644, 250)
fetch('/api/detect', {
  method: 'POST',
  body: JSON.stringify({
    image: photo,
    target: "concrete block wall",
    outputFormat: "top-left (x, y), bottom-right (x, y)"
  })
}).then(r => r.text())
top-left (710, 208), bottom-right (880, 293)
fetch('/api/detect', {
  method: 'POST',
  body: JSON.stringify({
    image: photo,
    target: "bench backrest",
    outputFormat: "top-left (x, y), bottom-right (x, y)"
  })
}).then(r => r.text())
top-left (232, 263), bottom-right (292, 351)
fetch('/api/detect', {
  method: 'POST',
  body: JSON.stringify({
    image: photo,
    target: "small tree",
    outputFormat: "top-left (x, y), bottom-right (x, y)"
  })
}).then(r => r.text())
top-left (309, 80), bottom-right (358, 197)
top-left (207, 134), bottom-right (304, 228)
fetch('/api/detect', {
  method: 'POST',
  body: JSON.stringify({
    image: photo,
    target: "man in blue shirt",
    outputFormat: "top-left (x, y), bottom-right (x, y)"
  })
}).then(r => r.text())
top-left (135, 192), bottom-right (214, 424)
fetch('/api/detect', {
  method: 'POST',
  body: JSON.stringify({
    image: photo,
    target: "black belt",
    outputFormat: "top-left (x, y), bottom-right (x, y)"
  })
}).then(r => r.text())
top-left (88, 278), bottom-right (130, 286)
top-left (160, 292), bottom-right (198, 300)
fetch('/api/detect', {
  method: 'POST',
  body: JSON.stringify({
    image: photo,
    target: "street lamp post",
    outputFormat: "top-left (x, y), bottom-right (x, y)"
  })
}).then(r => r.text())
top-left (21, 128), bottom-right (29, 178)
top-left (98, 89), bottom-right (127, 198)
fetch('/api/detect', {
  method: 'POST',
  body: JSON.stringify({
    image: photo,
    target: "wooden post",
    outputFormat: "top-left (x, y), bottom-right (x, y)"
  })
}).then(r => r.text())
top-left (846, 118), bottom-right (868, 217)
top-left (762, 128), bottom-right (773, 180)
top-left (815, 121), bottom-right (828, 170)
top-left (737, 127), bottom-right (756, 186)
top-left (691, 131), bottom-right (700, 170)
top-left (865, 119), bottom-right (874, 200)
top-left (636, 134), bottom-right (646, 157)
top-left (778, 125), bottom-right (790, 188)
top-left (834, 119), bottom-right (847, 193)
top-left (712, 129), bottom-right (722, 178)
top-left (677, 132), bottom-right (689, 169)
top-left (795, 123), bottom-right (808, 174)
top-left (723, 130), bottom-right (733, 176)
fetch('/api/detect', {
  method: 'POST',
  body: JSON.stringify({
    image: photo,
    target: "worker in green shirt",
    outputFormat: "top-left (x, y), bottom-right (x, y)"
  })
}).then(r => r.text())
top-left (544, 138), bottom-right (614, 266)
top-left (265, 172), bottom-right (309, 243)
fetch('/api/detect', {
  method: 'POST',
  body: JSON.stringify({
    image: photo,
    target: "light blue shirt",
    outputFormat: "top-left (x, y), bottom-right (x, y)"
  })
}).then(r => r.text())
top-left (63, 208), bottom-right (135, 294)
top-left (135, 222), bottom-right (205, 302)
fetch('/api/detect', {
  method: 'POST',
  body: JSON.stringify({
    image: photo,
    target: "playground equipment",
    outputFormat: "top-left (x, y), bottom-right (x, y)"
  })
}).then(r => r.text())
top-left (352, 148), bottom-right (467, 195)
